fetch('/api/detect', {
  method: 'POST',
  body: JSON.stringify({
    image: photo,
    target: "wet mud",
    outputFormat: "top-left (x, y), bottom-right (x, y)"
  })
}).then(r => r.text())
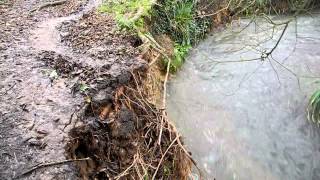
top-left (1, 0), bottom-right (192, 179)
top-left (54, 10), bottom-right (192, 179)
top-left (0, 0), bottom-right (91, 179)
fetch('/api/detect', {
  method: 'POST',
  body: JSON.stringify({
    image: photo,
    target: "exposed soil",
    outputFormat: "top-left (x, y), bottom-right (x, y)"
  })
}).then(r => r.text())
top-left (56, 9), bottom-right (193, 180)
top-left (1, 0), bottom-right (193, 179)
top-left (0, 0), bottom-right (124, 179)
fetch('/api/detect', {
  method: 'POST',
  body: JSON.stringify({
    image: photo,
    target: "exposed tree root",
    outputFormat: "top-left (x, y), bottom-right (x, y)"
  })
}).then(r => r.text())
top-left (65, 69), bottom-right (197, 179)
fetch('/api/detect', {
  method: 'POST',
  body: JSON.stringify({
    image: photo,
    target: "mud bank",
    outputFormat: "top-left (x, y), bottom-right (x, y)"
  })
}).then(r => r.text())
top-left (53, 9), bottom-right (194, 179)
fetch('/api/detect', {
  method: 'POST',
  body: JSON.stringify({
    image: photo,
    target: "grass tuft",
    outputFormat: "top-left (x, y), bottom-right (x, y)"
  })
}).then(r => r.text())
top-left (99, 0), bottom-right (154, 31)
top-left (307, 90), bottom-right (320, 126)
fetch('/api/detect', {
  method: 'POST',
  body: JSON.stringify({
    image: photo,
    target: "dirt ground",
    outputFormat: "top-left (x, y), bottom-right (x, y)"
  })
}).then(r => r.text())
top-left (0, 0), bottom-right (195, 179)
top-left (0, 0), bottom-right (86, 179)
top-left (0, 0), bottom-right (144, 179)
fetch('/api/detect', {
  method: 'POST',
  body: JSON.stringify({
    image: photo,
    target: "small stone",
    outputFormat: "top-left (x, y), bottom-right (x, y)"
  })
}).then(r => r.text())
top-left (28, 139), bottom-right (42, 146)
top-left (53, 118), bottom-right (60, 122)
top-left (36, 128), bottom-right (49, 135)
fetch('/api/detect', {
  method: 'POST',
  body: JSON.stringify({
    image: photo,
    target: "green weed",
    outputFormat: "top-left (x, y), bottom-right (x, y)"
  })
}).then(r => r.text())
top-left (149, 0), bottom-right (210, 71)
top-left (307, 90), bottom-right (320, 126)
top-left (230, 0), bottom-right (316, 15)
top-left (49, 70), bottom-right (58, 80)
top-left (171, 43), bottom-right (191, 71)
top-left (79, 83), bottom-right (89, 93)
top-left (99, 0), bottom-right (153, 31)
top-left (151, 0), bottom-right (210, 46)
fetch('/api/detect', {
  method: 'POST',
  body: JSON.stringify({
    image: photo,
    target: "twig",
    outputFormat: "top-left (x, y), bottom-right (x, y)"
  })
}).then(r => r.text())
top-left (195, 0), bottom-right (232, 18)
top-left (14, 157), bottom-right (90, 179)
top-left (264, 22), bottom-right (289, 58)
top-left (30, 0), bottom-right (67, 13)
top-left (114, 154), bottom-right (138, 180)
top-left (161, 58), bottom-right (171, 110)
top-left (152, 136), bottom-right (178, 180)
top-left (148, 53), bottom-right (161, 66)
top-left (158, 58), bottom-right (171, 145)
top-left (0, 82), bottom-right (16, 96)
top-left (63, 109), bottom-right (76, 131)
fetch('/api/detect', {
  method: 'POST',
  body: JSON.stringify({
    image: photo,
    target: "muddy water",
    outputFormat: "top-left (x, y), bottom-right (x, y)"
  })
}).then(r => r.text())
top-left (31, 0), bottom-right (101, 54)
top-left (167, 14), bottom-right (320, 179)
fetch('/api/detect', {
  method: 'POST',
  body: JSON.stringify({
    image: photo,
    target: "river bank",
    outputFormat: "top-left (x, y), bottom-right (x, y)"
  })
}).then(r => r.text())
top-left (1, 0), bottom-right (319, 179)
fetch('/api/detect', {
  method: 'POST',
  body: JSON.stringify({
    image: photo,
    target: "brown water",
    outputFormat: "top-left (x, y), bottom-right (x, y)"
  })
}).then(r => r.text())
top-left (167, 14), bottom-right (320, 180)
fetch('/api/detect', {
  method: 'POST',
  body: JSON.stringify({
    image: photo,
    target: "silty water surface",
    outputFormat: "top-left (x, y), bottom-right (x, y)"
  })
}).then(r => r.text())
top-left (167, 13), bottom-right (320, 180)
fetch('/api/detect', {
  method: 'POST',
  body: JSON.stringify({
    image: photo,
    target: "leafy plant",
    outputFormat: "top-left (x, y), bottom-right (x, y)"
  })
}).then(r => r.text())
top-left (307, 90), bottom-right (320, 125)
top-left (79, 83), bottom-right (89, 93)
top-left (171, 43), bottom-right (191, 71)
top-left (49, 70), bottom-right (58, 79)
top-left (100, 0), bottom-right (210, 73)
top-left (99, 0), bottom-right (153, 31)
top-left (230, 0), bottom-right (316, 15)
top-left (151, 0), bottom-right (210, 46)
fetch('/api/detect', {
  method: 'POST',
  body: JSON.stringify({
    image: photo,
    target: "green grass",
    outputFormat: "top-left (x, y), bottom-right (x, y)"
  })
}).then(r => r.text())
top-left (150, 0), bottom-right (210, 71)
top-left (99, 0), bottom-right (316, 72)
top-left (230, 0), bottom-right (316, 15)
top-left (151, 0), bottom-right (210, 46)
top-left (99, 0), bottom-right (210, 72)
top-left (307, 90), bottom-right (320, 126)
top-left (99, 0), bottom-right (154, 31)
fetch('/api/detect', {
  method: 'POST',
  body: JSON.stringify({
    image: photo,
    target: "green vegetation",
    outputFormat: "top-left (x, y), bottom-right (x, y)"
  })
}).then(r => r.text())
top-left (100, 0), bottom-right (211, 71)
top-left (150, 0), bottom-right (211, 70)
top-left (99, 0), bottom-right (318, 71)
top-left (79, 83), bottom-right (89, 93)
top-left (0, 0), bottom-right (7, 4)
top-left (171, 43), bottom-right (192, 71)
top-left (150, 0), bottom-right (210, 46)
top-left (308, 90), bottom-right (320, 126)
top-left (230, 0), bottom-right (318, 15)
top-left (99, 0), bottom-right (154, 31)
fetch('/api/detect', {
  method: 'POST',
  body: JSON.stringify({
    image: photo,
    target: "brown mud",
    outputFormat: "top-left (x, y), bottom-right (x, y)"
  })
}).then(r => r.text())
top-left (57, 9), bottom-right (193, 180)
top-left (0, 0), bottom-right (92, 179)
top-left (1, 0), bottom-right (193, 179)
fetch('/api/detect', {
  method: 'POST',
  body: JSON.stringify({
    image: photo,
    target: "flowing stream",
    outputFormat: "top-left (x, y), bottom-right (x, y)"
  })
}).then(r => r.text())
top-left (167, 13), bottom-right (320, 180)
